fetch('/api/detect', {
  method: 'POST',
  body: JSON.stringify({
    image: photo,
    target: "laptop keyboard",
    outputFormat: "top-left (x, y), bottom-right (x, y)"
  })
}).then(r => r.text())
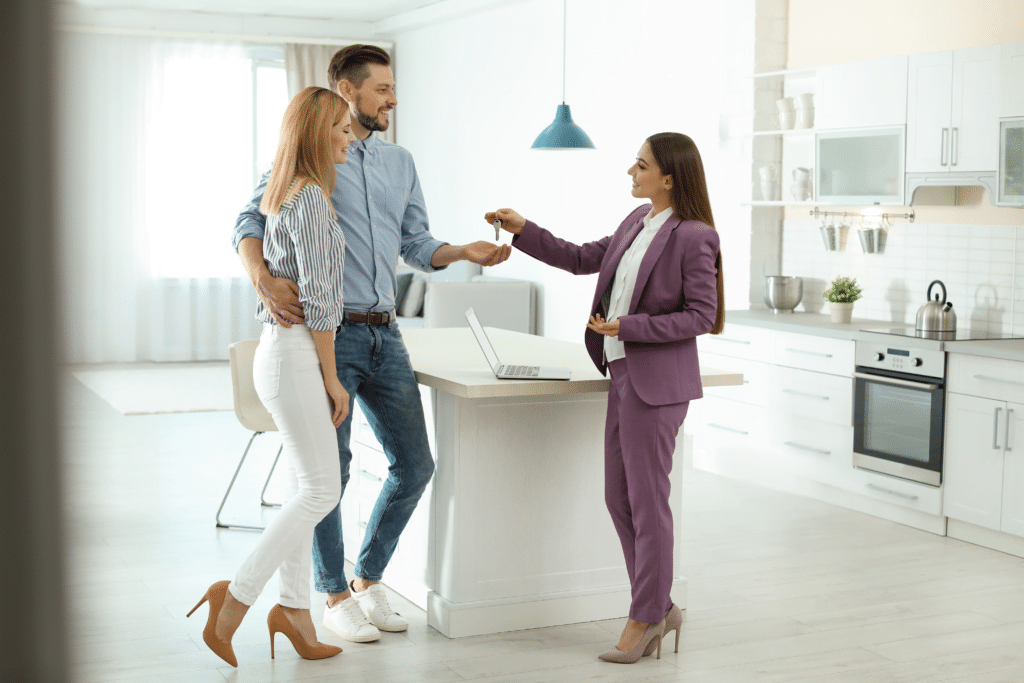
top-left (501, 365), bottom-right (540, 377)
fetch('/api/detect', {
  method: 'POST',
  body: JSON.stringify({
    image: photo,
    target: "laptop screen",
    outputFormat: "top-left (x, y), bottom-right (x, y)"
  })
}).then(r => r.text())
top-left (464, 307), bottom-right (501, 371)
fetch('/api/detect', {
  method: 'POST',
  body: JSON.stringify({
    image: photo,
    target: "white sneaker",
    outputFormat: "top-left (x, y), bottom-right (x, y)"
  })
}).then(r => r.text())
top-left (351, 581), bottom-right (409, 632)
top-left (322, 597), bottom-right (381, 642)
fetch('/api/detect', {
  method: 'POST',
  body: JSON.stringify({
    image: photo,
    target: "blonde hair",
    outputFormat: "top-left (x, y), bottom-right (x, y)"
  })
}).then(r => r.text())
top-left (260, 86), bottom-right (348, 217)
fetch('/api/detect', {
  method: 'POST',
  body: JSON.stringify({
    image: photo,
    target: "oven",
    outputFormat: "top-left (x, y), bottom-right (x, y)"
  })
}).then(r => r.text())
top-left (852, 341), bottom-right (946, 487)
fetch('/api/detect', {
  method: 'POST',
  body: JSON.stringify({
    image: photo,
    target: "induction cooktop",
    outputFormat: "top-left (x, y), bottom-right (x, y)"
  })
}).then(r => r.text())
top-left (862, 327), bottom-right (1024, 342)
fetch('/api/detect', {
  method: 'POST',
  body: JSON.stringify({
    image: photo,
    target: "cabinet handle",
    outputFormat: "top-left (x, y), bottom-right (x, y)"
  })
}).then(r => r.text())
top-left (708, 423), bottom-right (748, 435)
top-left (973, 374), bottom-right (1024, 387)
top-left (717, 337), bottom-right (751, 345)
top-left (866, 483), bottom-right (919, 501)
top-left (358, 470), bottom-right (383, 483)
top-left (941, 127), bottom-right (949, 166)
top-left (951, 127), bottom-right (959, 166)
top-left (784, 441), bottom-right (831, 455)
top-left (782, 388), bottom-right (830, 400)
top-left (784, 347), bottom-right (833, 358)
top-left (1007, 408), bottom-right (1014, 453)
top-left (994, 407), bottom-right (1002, 450)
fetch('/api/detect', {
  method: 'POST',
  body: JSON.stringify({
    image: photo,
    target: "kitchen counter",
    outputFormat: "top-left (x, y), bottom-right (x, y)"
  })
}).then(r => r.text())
top-left (723, 309), bottom-right (1024, 361)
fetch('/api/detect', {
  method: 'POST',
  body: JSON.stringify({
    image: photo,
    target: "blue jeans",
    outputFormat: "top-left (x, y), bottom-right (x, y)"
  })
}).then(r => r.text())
top-left (312, 319), bottom-right (434, 591)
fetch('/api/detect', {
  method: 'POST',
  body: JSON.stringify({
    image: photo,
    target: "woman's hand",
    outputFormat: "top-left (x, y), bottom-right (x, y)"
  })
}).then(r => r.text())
top-left (587, 314), bottom-right (620, 337)
top-left (483, 208), bottom-right (527, 235)
top-left (324, 376), bottom-right (350, 428)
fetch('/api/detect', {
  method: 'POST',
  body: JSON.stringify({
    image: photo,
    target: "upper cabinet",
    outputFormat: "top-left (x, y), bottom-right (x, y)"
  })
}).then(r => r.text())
top-left (1000, 42), bottom-right (1024, 117)
top-left (815, 55), bottom-right (908, 129)
top-left (906, 45), bottom-right (1000, 173)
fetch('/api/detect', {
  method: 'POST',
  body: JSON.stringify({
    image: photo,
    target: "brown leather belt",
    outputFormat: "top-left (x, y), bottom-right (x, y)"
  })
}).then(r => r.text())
top-left (344, 310), bottom-right (395, 326)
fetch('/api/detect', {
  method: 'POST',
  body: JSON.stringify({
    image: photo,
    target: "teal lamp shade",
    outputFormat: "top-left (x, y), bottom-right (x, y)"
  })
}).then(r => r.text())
top-left (531, 104), bottom-right (595, 149)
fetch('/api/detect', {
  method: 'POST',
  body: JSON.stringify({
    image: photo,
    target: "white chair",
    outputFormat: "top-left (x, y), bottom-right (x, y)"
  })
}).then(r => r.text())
top-left (217, 340), bottom-right (283, 531)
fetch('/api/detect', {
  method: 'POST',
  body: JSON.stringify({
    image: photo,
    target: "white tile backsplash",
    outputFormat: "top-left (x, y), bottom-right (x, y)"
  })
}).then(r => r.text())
top-left (780, 219), bottom-right (1024, 336)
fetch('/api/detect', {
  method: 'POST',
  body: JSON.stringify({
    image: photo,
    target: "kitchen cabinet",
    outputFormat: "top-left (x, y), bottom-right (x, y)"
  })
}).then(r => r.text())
top-left (943, 392), bottom-right (1023, 535)
top-left (815, 127), bottom-right (905, 205)
top-left (1000, 41), bottom-right (1024, 117)
top-left (906, 46), bottom-right (1001, 173)
top-left (815, 55), bottom-right (908, 130)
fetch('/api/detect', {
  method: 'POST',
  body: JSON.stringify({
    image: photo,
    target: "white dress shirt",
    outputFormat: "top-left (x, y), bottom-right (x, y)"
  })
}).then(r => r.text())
top-left (604, 207), bottom-right (674, 363)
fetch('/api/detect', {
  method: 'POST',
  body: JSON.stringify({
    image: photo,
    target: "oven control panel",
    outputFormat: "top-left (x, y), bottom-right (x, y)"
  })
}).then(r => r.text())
top-left (854, 343), bottom-right (946, 378)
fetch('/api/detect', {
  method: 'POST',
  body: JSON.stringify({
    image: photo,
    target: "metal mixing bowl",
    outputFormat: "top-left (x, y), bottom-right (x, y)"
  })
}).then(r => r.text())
top-left (763, 276), bottom-right (803, 313)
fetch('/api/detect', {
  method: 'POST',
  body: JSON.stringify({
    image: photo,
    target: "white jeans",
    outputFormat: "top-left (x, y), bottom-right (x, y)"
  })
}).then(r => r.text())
top-left (229, 324), bottom-right (342, 609)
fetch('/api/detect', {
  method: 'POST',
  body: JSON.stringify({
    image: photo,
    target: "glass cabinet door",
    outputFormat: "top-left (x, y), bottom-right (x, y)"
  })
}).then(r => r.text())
top-left (999, 117), bottom-right (1024, 205)
top-left (815, 126), bottom-right (906, 205)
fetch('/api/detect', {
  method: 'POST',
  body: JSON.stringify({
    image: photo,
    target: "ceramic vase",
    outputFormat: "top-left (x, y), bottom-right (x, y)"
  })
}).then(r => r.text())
top-left (829, 301), bottom-right (854, 323)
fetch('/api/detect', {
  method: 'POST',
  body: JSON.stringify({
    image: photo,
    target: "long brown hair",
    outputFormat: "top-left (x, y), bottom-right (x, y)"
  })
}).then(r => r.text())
top-left (260, 86), bottom-right (348, 218)
top-left (646, 132), bottom-right (725, 335)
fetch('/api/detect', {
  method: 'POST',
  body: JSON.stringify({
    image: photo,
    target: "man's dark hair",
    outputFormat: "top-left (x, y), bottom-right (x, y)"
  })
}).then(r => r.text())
top-left (328, 44), bottom-right (391, 90)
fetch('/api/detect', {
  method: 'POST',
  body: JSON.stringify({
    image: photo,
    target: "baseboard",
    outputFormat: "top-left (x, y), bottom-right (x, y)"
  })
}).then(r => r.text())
top-left (947, 518), bottom-right (1024, 558)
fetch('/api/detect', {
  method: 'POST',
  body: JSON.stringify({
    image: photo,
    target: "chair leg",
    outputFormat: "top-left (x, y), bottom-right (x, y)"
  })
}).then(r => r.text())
top-left (216, 431), bottom-right (271, 532)
top-left (260, 445), bottom-right (283, 508)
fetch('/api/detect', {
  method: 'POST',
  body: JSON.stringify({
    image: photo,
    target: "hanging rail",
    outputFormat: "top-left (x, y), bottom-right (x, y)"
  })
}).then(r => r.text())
top-left (809, 207), bottom-right (915, 224)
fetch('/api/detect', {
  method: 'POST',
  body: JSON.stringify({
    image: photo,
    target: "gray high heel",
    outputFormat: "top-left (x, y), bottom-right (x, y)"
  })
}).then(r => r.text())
top-left (644, 603), bottom-right (681, 656)
top-left (598, 619), bottom-right (666, 664)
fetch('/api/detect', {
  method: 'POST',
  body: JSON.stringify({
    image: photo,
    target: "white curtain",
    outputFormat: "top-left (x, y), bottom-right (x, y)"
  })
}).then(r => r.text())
top-left (58, 32), bottom-right (261, 363)
top-left (284, 43), bottom-right (396, 144)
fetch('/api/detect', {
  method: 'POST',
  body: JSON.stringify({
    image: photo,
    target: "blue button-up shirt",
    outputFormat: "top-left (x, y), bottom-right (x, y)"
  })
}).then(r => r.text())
top-left (233, 134), bottom-right (447, 312)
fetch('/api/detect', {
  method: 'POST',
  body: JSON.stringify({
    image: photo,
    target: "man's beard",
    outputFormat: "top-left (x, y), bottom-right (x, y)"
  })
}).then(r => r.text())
top-left (356, 104), bottom-right (389, 132)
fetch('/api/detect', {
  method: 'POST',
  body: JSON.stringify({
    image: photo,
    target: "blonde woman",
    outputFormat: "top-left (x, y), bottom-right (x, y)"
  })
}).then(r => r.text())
top-left (188, 86), bottom-right (356, 667)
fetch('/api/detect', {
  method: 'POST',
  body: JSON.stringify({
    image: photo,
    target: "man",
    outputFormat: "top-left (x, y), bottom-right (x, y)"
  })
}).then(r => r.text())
top-left (232, 44), bottom-right (510, 642)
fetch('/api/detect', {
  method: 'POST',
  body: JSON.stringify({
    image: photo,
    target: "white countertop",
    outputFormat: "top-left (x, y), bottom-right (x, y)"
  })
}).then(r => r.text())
top-left (724, 309), bottom-right (1024, 362)
top-left (402, 327), bottom-right (744, 399)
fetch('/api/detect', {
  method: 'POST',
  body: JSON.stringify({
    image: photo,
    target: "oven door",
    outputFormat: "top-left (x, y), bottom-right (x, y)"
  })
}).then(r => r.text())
top-left (852, 368), bottom-right (945, 486)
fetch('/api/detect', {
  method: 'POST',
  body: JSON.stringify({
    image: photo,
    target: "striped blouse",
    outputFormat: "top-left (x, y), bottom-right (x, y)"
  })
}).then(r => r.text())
top-left (256, 183), bottom-right (345, 331)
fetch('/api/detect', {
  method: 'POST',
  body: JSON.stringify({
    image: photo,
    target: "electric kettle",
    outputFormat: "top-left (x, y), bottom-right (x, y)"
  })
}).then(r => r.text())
top-left (916, 280), bottom-right (957, 332)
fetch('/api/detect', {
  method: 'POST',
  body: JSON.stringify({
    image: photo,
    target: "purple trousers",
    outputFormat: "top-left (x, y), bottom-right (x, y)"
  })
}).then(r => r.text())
top-left (605, 358), bottom-right (689, 624)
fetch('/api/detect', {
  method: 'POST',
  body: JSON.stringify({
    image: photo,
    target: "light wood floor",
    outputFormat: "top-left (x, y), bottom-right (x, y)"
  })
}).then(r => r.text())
top-left (65, 374), bottom-right (1024, 683)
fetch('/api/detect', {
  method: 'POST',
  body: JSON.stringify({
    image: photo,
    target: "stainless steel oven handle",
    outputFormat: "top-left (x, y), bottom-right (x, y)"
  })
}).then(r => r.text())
top-left (866, 483), bottom-right (919, 501)
top-left (852, 372), bottom-right (940, 391)
top-left (1007, 408), bottom-right (1014, 453)
top-left (782, 389), bottom-right (830, 400)
top-left (784, 441), bottom-right (831, 455)
top-left (974, 374), bottom-right (1024, 387)
top-left (994, 407), bottom-right (1002, 450)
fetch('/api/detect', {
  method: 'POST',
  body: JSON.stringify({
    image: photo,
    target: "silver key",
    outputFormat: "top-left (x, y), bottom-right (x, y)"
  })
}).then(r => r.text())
top-left (493, 219), bottom-right (501, 241)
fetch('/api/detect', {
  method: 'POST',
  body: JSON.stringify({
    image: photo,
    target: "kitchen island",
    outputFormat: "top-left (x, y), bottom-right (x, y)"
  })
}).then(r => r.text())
top-left (393, 327), bottom-right (742, 637)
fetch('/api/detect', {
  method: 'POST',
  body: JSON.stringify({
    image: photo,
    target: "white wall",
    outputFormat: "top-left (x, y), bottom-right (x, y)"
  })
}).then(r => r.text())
top-left (392, 0), bottom-right (751, 341)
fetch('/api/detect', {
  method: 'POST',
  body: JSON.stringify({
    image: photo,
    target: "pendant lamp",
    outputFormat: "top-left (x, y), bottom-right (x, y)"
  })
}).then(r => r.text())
top-left (531, 0), bottom-right (595, 149)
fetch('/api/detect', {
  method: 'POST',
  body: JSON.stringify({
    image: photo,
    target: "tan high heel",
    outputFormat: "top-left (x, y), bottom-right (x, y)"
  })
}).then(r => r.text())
top-left (186, 580), bottom-right (238, 668)
top-left (645, 603), bottom-right (681, 656)
top-left (598, 619), bottom-right (666, 664)
top-left (268, 604), bottom-right (343, 660)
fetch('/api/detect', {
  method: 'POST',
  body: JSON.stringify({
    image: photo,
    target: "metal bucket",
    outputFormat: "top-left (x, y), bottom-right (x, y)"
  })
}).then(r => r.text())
top-left (820, 225), bottom-right (838, 251)
top-left (858, 228), bottom-right (886, 254)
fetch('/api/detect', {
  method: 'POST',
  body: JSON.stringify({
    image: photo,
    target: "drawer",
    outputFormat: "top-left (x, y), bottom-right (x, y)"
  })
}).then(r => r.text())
top-left (355, 466), bottom-right (385, 501)
top-left (773, 332), bottom-right (855, 377)
top-left (697, 324), bottom-right (774, 363)
top-left (352, 407), bottom-right (385, 451)
top-left (699, 352), bottom-right (769, 407)
top-left (948, 354), bottom-right (1024, 404)
top-left (770, 365), bottom-right (853, 426)
top-left (838, 467), bottom-right (943, 516)
top-left (773, 416), bottom-right (853, 486)
top-left (692, 397), bottom-right (771, 455)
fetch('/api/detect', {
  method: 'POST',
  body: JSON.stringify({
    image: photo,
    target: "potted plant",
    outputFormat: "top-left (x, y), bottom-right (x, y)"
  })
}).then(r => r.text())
top-left (823, 275), bottom-right (862, 323)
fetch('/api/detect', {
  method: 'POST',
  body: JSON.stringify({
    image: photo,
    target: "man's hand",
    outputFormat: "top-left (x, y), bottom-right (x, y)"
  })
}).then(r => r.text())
top-left (257, 275), bottom-right (304, 327)
top-left (462, 241), bottom-right (512, 267)
top-left (587, 314), bottom-right (620, 337)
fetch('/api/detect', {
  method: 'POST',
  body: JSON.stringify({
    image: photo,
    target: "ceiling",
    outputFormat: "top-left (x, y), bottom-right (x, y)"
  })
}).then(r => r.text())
top-left (65, 0), bottom-right (450, 23)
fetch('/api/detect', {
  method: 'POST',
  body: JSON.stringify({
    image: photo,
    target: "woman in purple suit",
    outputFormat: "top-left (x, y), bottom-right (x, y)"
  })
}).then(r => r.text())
top-left (486, 132), bottom-right (724, 664)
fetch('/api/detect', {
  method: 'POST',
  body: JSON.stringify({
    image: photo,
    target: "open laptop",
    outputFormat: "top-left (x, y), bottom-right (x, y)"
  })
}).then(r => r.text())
top-left (464, 307), bottom-right (571, 380)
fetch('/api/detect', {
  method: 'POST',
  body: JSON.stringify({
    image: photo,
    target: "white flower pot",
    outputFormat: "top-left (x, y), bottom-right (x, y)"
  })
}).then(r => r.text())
top-left (829, 301), bottom-right (854, 323)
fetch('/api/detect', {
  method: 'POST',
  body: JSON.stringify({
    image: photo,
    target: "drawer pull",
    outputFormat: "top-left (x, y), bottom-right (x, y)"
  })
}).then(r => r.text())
top-left (358, 470), bottom-right (383, 483)
top-left (708, 423), bottom-right (749, 435)
top-left (865, 483), bottom-right (918, 501)
top-left (974, 374), bottom-right (1024, 387)
top-left (717, 338), bottom-right (751, 345)
top-left (784, 441), bottom-right (831, 455)
top-left (784, 347), bottom-right (832, 358)
top-left (782, 389), bottom-right (830, 401)
top-left (994, 407), bottom-right (1002, 450)
top-left (852, 372), bottom-right (940, 391)
top-left (1007, 409), bottom-right (1014, 453)
top-left (358, 521), bottom-right (368, 531)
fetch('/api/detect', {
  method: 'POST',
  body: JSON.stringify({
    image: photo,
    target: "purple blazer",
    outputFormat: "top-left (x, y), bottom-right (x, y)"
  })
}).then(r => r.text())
top-left (512, 204), bottom-right (720, 406)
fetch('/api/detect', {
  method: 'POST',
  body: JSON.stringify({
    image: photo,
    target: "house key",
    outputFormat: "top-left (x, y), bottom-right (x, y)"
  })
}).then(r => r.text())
top-left (493, 219), bottom-right (501, 241)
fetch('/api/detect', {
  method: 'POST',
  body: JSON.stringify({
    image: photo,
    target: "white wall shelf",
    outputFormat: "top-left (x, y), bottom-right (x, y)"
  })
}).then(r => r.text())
top-left (744, 201), bottom-right (816, 207)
